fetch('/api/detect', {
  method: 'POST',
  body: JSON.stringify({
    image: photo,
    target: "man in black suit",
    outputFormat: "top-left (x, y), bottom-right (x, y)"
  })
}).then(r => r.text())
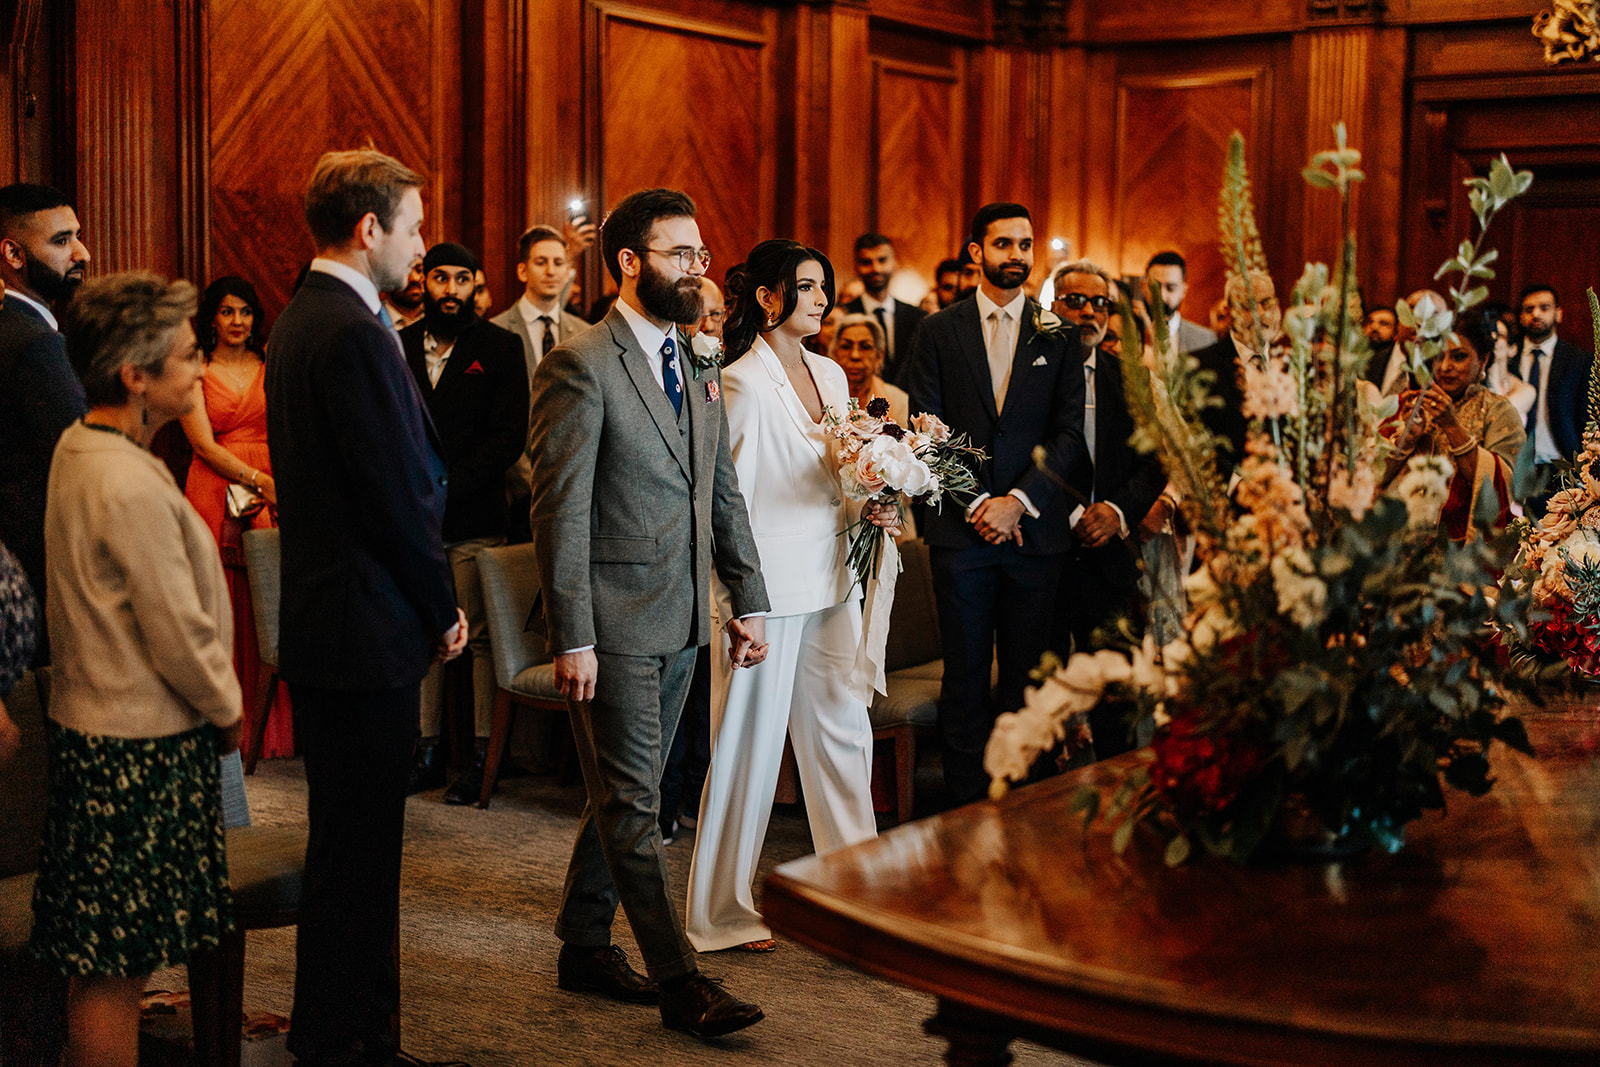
top-left (1514, 283), bottom-right (1593, 516)
top-left (265, 149), bottom-right (468, 1067)
top-left (0, 183), bottom-right (89, 652)
top-left (1191, 269), bottom-right (1282, 479)
top-left (842, 232), bottom-right (927, 386)
top-left (1051, 262), bottom-right (1167, 757)
top-left (904, 202), bottom-right (1088, 804)
top-left (399, 241), bottom-right (529, 803)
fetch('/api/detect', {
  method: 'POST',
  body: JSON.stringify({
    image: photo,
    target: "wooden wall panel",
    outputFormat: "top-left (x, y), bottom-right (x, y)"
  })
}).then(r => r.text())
top-left (1080, 0), bottom-right (1299, 43)
top-left (1094, 66), bottom-right (1268, 321)
top-left (207, 0), bottom-right (461, 318)
top-left (872, 57), bottom-right (963, 295)
top-left (592, 5), bottom-right (775, 286)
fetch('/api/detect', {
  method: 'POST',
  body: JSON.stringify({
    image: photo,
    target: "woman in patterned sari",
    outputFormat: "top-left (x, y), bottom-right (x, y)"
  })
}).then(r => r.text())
top-left (1379, 313), bottom-right (1526, 541)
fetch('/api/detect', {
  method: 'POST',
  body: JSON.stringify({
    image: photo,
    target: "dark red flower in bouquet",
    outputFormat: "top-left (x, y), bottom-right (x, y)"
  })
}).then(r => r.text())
top-left (1150, 704), bottom-right (1267, 815)
top-left (1531, 600), bottom-right (1600, 677)
top-left (866, 397), bottom-right (890, 418)
top-left (883, 423), bottom-right (906, 440)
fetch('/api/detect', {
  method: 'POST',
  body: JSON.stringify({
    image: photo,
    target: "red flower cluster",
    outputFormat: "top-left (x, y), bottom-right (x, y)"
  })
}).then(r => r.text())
top-left (1532, 600), bottom-right (1600, 678)
top-left (1149, 705), bottom-right (1268, 815)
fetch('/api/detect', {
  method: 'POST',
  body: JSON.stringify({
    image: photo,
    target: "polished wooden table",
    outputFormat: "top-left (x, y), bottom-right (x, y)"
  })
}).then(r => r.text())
top-left (764, 697), bottom-right (1600, 1066)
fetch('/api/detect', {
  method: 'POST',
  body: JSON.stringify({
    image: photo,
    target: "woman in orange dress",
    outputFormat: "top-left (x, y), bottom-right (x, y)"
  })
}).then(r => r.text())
top-left (180, 277), bottom-right (291, 758)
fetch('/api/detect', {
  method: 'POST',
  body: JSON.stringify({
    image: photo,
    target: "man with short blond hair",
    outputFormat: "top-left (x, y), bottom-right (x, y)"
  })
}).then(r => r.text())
top-left (267, 148), bottom-right (468, 1067)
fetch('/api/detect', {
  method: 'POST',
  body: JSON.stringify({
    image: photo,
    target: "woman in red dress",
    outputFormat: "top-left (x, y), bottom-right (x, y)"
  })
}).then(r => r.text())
top-left (180, 277), bottom-right (291, 758)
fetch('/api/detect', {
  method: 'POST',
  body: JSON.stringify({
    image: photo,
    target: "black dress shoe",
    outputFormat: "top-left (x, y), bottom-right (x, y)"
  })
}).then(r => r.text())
top-left (407, 741), bottom-right (446, 796)
top-left (557, 944), bottom-right (660, 1004)
top-left (660, 974), bottom-right (764, 1038)
top-left (443, 748), bottom-right (489, 806)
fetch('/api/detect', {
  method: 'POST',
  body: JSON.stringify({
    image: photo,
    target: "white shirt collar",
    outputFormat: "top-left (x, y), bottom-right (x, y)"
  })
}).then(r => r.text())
top-left (7, 288), bottom-right (57, 331)
top-left (974, 287), bottom-right (1026, 323)
top-left (861, 292), bottom-right (892, 316)
top-left (1084, 349), bottom-right (1097, 373)
top-left (1167, 310), bottom-right (1183, 336)
top-left (615, 296), bottom-right (673, 361)
top-left (518, 294), bottom-right (560, 329)
top-left (310, 257), bottom-right (382, 314)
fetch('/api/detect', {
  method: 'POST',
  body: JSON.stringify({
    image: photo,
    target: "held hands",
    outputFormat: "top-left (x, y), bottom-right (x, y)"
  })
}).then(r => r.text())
top-left (970, 495), bottom-right (1025, 546)
top-left (433, 608), bottom-right (469, 664)
top-left (727, 615), bottom-right (769, 669)
top-left (217, 718), bottom-right (243, 756)
top-left (861, 499), bottom-right (902, 536)
top-left (1400, 384), bottom-right (1458, 450)
top-left (1137, 497), bottom-right (1174, 541)
top-left (1073, 501), bottom-right (1122, 550)
top-left (554, 649), bottom-right (599, 703)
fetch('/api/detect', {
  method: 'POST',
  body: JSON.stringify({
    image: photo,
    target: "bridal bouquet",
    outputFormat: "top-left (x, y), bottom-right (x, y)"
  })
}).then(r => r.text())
top-left (825, 399), bottom-right (984, 704)
top-left (983, 130), bottom-right (1537, 865)
top-left (1501, 292), bottom-right (1600, 679)
top-left (822, 398), bottom-right (984, 589)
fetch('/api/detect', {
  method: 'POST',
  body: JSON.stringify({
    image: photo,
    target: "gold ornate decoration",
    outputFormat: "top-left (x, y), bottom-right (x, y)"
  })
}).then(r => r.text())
top-left (1533, 1), bottom-right (1600, 65)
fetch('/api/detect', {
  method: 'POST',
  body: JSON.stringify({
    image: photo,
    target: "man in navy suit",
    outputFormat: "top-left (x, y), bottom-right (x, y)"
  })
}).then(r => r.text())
top-left (266, 149), bottom-right (468, 1067)
top-left (904, 202), bottom-right (1088, 804)
top-left (1514, 283), bottom-right (1593, 516)
top-left (399, 241), bottom-right (529, 803)
top-left (841, 232), bottom-right (927, 386)
top-left (0, 183), bottom-right (89, 653)
top-left (1051, 262), bottom-right (1167, 757)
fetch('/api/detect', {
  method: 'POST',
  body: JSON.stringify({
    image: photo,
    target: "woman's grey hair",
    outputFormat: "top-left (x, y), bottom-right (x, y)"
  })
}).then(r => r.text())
top-left (827, 312), bottom-right (887, 371)
top-left (64, 272), bottom-right (199, 406)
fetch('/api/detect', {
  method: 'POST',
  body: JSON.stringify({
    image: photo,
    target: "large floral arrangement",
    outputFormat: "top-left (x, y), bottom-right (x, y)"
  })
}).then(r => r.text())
top-left (1501, 292), bottom-right (1600, 679)
top-left (984, 129), bottom-right (1538, 864)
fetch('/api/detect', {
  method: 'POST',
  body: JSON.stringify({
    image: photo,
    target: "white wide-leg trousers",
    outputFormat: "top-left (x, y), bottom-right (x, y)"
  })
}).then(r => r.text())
top-left (685, 599), bottom-right (877, 951)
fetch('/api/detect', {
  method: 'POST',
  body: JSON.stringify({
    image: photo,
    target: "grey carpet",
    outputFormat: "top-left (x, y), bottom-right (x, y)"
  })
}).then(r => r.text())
top-left (187, 760), bottom-right (1089, 1067)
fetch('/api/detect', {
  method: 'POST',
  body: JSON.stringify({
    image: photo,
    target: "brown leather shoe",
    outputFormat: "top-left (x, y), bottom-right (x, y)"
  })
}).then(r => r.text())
top-left (660, 974), bottom-right (765, 1038)
top-left (556, 944), bottom-right (660, 1004)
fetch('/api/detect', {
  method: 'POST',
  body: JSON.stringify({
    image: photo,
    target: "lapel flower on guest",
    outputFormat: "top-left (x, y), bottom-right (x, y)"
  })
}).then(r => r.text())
top-left (688, 330), bottom-right (725, 381)
top-left (1028, 304), bottom-right (1067, 347)
top-left (464, 360), bottom-right (485, 375)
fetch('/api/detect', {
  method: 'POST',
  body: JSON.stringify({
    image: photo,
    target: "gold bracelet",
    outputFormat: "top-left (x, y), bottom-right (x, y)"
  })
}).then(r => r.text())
top-left (1448, 437), bottom-right (1476, 457)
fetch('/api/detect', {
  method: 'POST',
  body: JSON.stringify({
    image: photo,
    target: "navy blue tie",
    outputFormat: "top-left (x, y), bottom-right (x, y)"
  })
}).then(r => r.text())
top-left (1525, 345), bottom-right (1544, 436)
top-left (661, 336), bottom-right (683, 417)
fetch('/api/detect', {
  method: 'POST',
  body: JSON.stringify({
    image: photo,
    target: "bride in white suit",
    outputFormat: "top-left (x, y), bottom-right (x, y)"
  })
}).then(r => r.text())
top-left (686, 240), bottom-right (894, 952)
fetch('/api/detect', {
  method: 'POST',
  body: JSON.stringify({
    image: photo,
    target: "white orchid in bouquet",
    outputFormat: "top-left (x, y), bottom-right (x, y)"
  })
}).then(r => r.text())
top-left (823, 399), bottom-right (985, 589)
top-left (984, 128), bottom-right (1538, 866)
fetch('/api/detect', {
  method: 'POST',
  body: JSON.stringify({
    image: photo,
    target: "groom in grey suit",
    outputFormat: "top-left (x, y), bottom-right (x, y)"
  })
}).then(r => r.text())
top-left (527, 188), bottom-right (771, 1039)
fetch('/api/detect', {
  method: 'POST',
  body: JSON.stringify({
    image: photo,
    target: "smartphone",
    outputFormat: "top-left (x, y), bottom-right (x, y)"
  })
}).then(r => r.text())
top-left (568, 199), bottom-right (590, 228)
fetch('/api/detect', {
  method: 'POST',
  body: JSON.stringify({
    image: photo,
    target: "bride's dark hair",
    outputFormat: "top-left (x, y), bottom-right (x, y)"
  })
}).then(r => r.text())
top-left (723, 239), bottom-right (835, 362)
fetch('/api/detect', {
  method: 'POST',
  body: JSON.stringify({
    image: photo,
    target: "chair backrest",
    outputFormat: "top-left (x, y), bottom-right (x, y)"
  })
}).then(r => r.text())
top-left (241, 528), bottom-right (280, 669)
top-left (885, 538), bottom-right (942, 672)
top-left (0, 669), bottom-right (51, 878)
top-left (477, 543), bottom-right (552, 691)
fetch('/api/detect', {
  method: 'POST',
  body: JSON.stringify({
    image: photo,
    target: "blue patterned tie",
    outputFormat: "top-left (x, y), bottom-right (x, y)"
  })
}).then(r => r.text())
top-left (661, 335), bottom-right (683, 417)
top-left (378, 305), bottom-right (396, 332)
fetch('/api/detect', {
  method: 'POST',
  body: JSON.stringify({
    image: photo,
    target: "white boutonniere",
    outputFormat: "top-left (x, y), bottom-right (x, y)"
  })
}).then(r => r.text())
top-left (688, 331), bottom-right (725, 380)
top-left (1029, 306), bottom-right (1067, 345)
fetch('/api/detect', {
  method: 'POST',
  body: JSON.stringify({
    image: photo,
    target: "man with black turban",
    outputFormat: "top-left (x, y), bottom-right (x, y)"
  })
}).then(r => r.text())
top-left (400, 241), bottom-right (530, 803)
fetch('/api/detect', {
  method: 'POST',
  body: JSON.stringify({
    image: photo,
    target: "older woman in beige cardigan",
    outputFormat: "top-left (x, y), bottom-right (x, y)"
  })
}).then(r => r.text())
top-left (31, 273), bottom-right (241, 1067)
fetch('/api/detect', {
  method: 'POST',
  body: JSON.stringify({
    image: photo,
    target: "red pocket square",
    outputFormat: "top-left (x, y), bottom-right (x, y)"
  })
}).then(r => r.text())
top-left (464, 360), bottom-right (485, 375)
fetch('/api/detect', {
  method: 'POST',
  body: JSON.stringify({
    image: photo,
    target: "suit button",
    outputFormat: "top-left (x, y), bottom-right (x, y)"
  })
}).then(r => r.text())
top-left (831, 498), bottom-right (841, 507)
top-left (438, 476), bottom-right (447, 487)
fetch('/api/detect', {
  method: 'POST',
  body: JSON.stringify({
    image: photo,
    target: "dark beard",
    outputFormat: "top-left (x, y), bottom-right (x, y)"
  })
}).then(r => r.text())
top-left (982, 259), bottom-right (1029, 291)
top-left (638, 257), bottom-right (704, 326)
top-left (422, 293), bottom-right (476, 339)
top-left (23, 248), bottom-right (84, 303)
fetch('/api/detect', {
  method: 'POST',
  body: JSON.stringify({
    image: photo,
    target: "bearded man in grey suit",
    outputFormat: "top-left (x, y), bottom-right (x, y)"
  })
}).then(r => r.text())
top-left (527, 188), bottom-right (770, 1039)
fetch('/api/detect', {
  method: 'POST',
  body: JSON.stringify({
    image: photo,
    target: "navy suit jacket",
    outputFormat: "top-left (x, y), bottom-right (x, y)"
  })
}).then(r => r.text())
top-left (1070, 351), bottom-right (1166, 588)
top-left (0, 298), bottom-right (86, 609)
top-left (399, 317), bottom-right (529, 543)
top-left (904, 295), bottom-right (1087, 556)
top-left (1515, 337), bottom-right (1593, 461)
top-left (265, 271), bottom-right (457, 690)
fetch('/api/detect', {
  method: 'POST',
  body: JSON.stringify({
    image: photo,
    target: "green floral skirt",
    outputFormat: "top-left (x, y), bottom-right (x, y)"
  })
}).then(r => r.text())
top-left (30, 723), bottom-right (235, 977)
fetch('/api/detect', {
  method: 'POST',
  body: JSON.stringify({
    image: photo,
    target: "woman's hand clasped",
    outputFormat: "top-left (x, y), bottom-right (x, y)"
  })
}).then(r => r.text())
top-left (861, 499), bottom-right (902, 536)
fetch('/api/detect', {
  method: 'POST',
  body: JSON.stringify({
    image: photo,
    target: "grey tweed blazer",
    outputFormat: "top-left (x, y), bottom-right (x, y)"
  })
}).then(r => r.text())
top-left (527, 305), bottom-right (768, 656)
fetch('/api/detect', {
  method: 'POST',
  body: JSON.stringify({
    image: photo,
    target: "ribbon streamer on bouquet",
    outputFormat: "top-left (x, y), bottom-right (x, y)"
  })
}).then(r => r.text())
top-left (847, 534), bottom-right (899, 705)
